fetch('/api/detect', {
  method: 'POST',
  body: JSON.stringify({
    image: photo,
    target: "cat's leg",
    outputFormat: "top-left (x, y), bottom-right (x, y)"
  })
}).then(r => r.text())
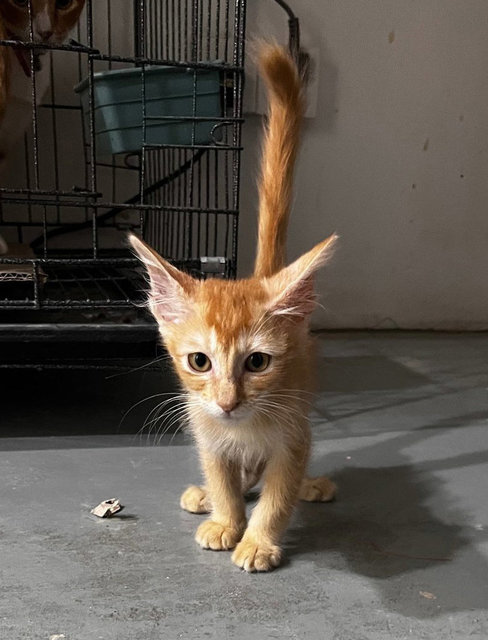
top-left (241, 460), bottom-right (266, 495)
top-left (180, 460), bottom-right (266, 513)
top-left (180, 485), bottom-right (211, 513)
top-left (299, 476), bottom-right (337, 502)
top-left (232, 440), bottom-right (309, 572)
top-left (195, 450), bottom-right (246, 551)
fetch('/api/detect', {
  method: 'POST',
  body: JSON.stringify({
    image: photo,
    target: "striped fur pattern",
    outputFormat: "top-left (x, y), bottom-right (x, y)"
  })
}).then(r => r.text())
top-left (254, 43), bottom-right (305, 278)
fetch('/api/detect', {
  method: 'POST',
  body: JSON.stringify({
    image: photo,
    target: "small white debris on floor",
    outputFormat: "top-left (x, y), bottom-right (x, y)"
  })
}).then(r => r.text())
top-left (90, 498), bottom-right (124, 518)
top-left (49, 635), bottom-right (66, 640)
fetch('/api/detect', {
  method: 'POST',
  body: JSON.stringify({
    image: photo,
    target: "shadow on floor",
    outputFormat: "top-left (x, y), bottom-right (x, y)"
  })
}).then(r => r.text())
top-left (288, 426), bottom-right (488, 619)
top-left (317, 355), bottom-right (432, 392)
top-left (0, 365), bottom-right (178, 438)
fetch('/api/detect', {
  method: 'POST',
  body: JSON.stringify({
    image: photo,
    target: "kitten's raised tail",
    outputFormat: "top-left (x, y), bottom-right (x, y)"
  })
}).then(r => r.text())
top-left (253, 44), bottom-right (306, 279)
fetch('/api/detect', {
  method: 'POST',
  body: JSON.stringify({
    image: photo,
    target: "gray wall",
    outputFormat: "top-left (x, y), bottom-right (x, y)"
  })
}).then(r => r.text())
top-left (239, 1), bottom-right (488, 330)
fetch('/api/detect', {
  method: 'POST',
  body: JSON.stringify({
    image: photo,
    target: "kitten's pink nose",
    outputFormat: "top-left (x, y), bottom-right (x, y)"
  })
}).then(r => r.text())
top-left (218, 400), bottom-right (240, 415)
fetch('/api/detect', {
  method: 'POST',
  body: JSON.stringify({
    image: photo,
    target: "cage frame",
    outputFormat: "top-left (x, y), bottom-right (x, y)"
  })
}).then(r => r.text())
top-left (0, 0), bottom-right (247, 327)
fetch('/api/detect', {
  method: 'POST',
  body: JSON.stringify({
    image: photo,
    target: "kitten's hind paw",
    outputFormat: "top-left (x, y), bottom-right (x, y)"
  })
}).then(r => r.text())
top-left (180, 485), bottom-right (211, 513)
top-left (232, 538), bottom-right (282, 572)
top-left (299, 476), bottom-right (337, 502)
top-left (195, 520), bottom-right (243, 550)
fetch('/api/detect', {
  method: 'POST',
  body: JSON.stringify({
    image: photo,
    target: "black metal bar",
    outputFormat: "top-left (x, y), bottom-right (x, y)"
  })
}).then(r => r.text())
top-left (89, 52), bottom-right (243, 71)
top-left (1, 197), bottom-right (237, 215)
top-left (0, 257), bottom-right (138, 265)
top-left (144, 115), bottom-right (243, 122)
top-left (134, 0), bottom-right (144, 58)
top-left (142, 142), bottom-right (242, 151)
top-left (85, 0), bottom-right (98, 260)
top-left (0, 188), bottom-right (100, 197)
top-left (48, 55), bottom-right (61, 228)
top-left (0, 39), bottom-right (99, 55)
top-left (23, 135), bottom-right (33, 225)
top-left (32, 263), bottom-right (41, 310)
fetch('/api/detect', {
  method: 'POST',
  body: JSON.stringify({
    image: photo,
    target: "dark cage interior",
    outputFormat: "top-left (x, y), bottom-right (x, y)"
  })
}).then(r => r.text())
top-left (0, 0), bottom-right (246, 366)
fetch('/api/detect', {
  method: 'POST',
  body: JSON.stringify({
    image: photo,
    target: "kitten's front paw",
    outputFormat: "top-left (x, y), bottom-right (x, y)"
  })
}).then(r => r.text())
top-left (299, 476), bottom-right (337, 502)
top-left (232, 537), bottom-right (282, 572)
top-left (195, 520), bottom-right (242, 550)
top-left (180, 485), bottom-right (211, 513)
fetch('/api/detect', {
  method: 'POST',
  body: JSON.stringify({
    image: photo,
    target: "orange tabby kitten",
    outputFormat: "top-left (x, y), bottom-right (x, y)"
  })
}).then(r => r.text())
top-left (0, 0), bottom-right (86, 159)
top-left (130, 45), bottom-right (338, 572)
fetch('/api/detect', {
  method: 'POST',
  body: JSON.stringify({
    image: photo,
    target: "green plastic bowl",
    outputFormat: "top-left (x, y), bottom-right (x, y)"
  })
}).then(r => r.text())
top-left (75, 66), bottom-right (222, 155)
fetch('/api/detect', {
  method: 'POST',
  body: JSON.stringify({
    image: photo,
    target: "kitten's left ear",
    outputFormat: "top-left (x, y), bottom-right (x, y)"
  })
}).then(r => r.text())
top-left (264, 234), bottom-right (338, 318)
top-left (129, 234), bottom-right (196, 324)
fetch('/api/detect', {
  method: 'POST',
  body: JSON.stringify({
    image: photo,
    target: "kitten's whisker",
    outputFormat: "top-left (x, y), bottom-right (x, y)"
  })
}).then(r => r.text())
top-left (140, 399), bottom-right (174, 434)
top-left (146, 397), bottom-right (203, 445)
top-left (258, 405), bottom-right (303, 424)
top-left (143, 400), bottom-right (189, 436)
top-left (168, 424), bottom-right (184, 446)
top-left (258, 399), bottom-right (308, 421)
top-left (265, 392), bottom-right (313, 402)
top-left (105, 354), bottom-right (170, 380)
top-left (271, 388), bottom-right (319, 398)
top-left (122, 391), bottom-right (183, 433)
top-left (262, 396), bottom-right (313, 412)
top-left (266, 391), bottom-right (314, 402)
top-left (136, 394), bottom-right (189, 441)
top-left (122, 391), bottom-right (177, 422)
top-left (142, 407), bottom-right (177, 436)
top-left (158, 415), bottom-right (188, 444)
top-left (254, 404), bottom-right (301, 434)
top-left (314, 301), bottom-right (328, 314)
top-left (265, 403), bottom-right (306, 429)
top-left (155, 408), bottom-right (190, 445)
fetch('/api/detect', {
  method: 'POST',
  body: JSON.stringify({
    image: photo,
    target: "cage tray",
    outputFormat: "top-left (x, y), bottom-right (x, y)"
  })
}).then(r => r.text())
top-left (0, 260), bottom-right (143, 310)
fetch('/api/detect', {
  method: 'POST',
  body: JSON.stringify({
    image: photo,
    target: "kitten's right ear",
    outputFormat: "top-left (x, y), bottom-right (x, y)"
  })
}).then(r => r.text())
top-left (264, 234), bottom-right (338, 319)
top-left (129, 234), bottom-right (196, 324)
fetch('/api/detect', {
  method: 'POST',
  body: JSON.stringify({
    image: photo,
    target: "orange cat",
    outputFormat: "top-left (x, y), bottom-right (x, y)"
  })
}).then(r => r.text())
top-left (130, 44), bottom-right (338, 572)
top-left (0, 0), bottom-right (86, 161)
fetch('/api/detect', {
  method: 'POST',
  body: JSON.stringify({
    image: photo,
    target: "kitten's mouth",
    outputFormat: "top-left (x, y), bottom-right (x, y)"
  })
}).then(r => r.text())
top-left (7, 31), bottom-right (44, 76)
top-left (200, 399), bottom-right (253, 424)
top-left (217, 407), bottom-right (252, 424)
top-left (204, 403), bottom-right (249, 423)
top-left (12, 48), bottom-right (42, 76)
top-left (221, 412), bottom-right (241, 422)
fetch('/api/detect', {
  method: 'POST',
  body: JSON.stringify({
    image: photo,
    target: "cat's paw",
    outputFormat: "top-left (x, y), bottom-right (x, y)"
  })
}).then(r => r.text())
top-left (195, 520), bottom-right (242, 550)
top-left (299, 476), bottom-right (337, 502)
top-left (180, 485), bottom-right (211, 513)
top-left (232, 537), bottom-right (282, 572)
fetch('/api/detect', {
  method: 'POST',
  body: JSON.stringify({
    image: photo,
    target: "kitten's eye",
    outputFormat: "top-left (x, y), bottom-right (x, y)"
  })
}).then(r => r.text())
top-left (245, 352), bottom-right (271, 373)
top-left (188, 352), bottom-right (212, 373)
top-left (56, 0), bottom-right (73, 9)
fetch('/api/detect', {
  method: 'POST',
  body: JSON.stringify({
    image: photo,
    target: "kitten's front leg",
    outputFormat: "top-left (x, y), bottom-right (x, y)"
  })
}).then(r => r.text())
top-left (232, 439), bottom-right (309, 572)
top-left (195, 449), bottom-right (246, 551)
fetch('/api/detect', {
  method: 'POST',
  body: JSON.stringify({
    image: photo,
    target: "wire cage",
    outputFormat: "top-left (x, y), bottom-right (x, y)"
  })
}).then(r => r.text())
top-left (0, 0), bottom-right (246, 365)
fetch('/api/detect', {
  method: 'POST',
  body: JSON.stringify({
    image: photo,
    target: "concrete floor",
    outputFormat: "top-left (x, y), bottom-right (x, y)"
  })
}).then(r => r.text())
top-left (1, 332), bottom-right (488, 639)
